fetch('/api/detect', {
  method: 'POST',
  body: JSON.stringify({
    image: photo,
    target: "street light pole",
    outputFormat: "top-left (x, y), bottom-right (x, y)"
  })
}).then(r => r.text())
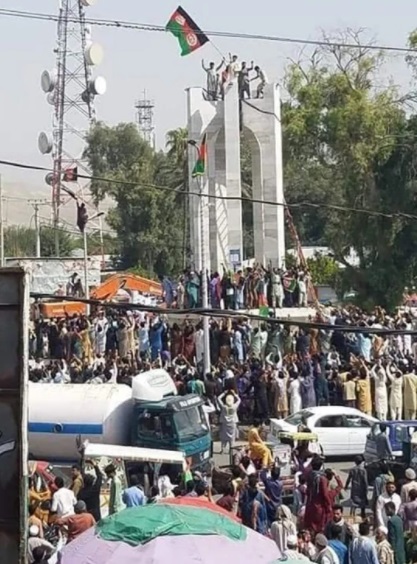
top-left (188, 139), bottom-right (211, 376)
top-left (197, 174), bottom-right (211, 376)
top-left (83, 226), bottom-right (89, 315)
top-left (83, 211), bottom-right (104, 316)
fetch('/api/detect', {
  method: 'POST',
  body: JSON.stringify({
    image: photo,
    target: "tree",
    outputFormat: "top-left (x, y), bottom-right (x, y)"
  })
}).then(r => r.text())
top-left (281, 30), bottom-right (413, 308)
top-left (84, 122), bottom-right (184, 275)
top-left (4, 225), bottom-right (74, 258)
top-left (306, 253), bottom-right (341, 287)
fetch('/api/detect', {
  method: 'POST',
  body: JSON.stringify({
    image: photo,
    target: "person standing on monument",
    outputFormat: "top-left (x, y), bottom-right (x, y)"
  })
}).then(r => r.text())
top-left (238, 61), bottom-right (254, 99)
top-left (202, 59), bottom-right (224, 101)
top-left (252, 65), bottom-right (268, 98)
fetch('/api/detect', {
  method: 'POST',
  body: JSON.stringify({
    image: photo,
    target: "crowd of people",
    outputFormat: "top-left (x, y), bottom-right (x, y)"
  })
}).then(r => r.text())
top-left (161, 264), bottom-right (310, 311)
top-left (30, 304), bottom-right (417, 427)
top-left (28, 299), bottom-right (417, 563)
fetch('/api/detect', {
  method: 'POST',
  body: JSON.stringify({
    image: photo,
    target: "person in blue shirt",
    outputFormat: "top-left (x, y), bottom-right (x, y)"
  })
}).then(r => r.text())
top-left (122, 475), bottom-right (146, 508)
top-left (260, 466), bottom-right (283, 524)
top-left (349, 521), bottom-right (379, 564)
top-left (328, 523), bottom-right (348, 564)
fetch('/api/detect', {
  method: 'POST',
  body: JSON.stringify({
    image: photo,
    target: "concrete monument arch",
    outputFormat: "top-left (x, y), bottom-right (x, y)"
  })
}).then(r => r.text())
top-left (187, 80), bottom-right (285, 272)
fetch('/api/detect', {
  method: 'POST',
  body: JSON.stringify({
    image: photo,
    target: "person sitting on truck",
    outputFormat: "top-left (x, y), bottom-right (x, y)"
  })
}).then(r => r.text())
top-left (122, 474), bottom-right (146, 508)
top-left (248, 427), bottom-right (273, 469)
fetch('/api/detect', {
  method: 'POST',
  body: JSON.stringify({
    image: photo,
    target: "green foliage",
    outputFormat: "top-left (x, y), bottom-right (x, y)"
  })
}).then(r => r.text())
top-left (306, 253), bottom-right (340, 287)
top-left (84, 122), bottom-right (184, 276)
top-left (280, 30), bottom-right (415, 309)
top-left (4, 225), bottom-right (75, 258)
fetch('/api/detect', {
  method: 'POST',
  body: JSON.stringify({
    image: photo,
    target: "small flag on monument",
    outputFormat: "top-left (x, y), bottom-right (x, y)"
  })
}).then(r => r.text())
top-left (192, 134), bottom-right (207, 177)
top-left (166, 6), bottom-right (209, 56)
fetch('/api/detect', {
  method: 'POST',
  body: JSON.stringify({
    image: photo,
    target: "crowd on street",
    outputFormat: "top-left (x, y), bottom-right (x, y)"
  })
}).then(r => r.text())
top-left (28, 301), bottom-right (417, 563)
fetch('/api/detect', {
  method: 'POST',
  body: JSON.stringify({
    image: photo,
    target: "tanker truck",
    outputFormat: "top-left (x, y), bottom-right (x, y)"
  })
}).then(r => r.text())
top-left (28, 369), bottom-right (212, 472)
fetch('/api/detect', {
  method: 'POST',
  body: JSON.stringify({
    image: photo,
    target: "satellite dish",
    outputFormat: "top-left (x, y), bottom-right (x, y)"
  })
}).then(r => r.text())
top-left (41, 70), bottom-right (56, 93)
top-left (84, 43), bottom-right (103, 66)
top-left (81, 0), bottom-right (97, 6)
top-left (81, 90), bottom-right (91, 104)
top-left (45, 173), bottom-right (54, 186)
top-left (47, 92), bottom-right (56, 106)
top-left (90, 76), bottom-right (107, 96)
top-left (38, 132), bottom-right (53, 155)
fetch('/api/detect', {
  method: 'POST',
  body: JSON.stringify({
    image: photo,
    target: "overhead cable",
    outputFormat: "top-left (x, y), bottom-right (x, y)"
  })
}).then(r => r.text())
top-left (0, 8), bottom-right (416, 55)
top-left (31, 292), bottom-right (417, 335)
top-left (1, 158), bottom-right (417, 222)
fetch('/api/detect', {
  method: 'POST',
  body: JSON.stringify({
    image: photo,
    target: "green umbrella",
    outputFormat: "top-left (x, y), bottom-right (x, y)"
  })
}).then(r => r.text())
top-left (97, 504), bottom-right (247, 546)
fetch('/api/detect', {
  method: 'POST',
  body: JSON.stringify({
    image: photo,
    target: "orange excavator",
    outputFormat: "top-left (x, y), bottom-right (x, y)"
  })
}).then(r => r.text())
top-left (37, 273), bottom-right (163, 318)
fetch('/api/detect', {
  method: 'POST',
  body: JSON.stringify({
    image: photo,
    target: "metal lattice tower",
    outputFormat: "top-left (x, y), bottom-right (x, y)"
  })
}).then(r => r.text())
top-left (135, 91), bottom-right (155, 148)
top-left (38, 0), bottom-right (106, 255)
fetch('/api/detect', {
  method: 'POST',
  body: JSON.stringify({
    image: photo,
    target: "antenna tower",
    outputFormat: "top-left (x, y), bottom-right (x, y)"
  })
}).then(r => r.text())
top-left (135, 91), bottom-right (155, 148)
top-left (38, 0), bottom-right (107, 255)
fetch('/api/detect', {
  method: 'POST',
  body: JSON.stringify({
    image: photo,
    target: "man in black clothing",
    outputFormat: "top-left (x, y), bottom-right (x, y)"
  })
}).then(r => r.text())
top-left (78, 460), bottom-right (102, 522)
top-left (324, 504), bottom-right (351, 547)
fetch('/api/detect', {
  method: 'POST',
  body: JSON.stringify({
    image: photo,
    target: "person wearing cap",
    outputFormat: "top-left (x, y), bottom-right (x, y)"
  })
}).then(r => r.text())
top-left (283, 535), bottom-right (310, 561)
top-left (27, 525), bottom-right (55, 564)
top-left (376, 526), bottom-right (395, 564)
top-left (314, 533), bottom-right (339, 564)
top-left (401, 468), bottom-right (417, 504)
top-left (56, 500), bottom-right (96, 543)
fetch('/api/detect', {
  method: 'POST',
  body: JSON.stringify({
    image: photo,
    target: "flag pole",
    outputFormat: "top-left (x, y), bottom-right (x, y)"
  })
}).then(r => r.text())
top-left (197, 165), bottom-right (211, 376)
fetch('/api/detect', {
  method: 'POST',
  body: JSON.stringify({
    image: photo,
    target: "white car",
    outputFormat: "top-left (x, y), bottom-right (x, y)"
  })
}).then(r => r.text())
top-left (270, 406), bottom-right (378, 457)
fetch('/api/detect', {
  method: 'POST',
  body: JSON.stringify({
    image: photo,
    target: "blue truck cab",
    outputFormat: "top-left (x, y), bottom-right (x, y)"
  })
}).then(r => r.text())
top-left (130, 370), bottom-right (212, 473)
top-left (364, 420), bottom-right (417, 463)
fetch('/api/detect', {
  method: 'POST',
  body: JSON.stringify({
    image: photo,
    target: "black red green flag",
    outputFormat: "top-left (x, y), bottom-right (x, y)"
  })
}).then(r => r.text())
top-left (192, 134), bottom-right (207, 177)
top-left (166, 6), bottom-right (209, 56)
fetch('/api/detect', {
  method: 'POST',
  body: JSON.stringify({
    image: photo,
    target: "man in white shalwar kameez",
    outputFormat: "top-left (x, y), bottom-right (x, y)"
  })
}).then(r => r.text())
top-left (371, 361), bottom-right (388, 421)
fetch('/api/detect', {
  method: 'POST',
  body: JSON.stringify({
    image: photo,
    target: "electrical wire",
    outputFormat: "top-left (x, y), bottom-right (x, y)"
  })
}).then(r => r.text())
top-left (0, 8), bottom-right (416, 55)
top-left (30, 292), bottom-right (417, 335)
top-left (1, 157), bottom-right (417, 222)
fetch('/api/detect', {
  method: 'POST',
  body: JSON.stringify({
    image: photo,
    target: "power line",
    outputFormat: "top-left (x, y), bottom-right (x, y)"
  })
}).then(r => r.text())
top-left (1, 157), bottom-right (417, 222)
top-left (0, 8), bottom-right (416, 55)
top-left (30, 292), bottom-right (417, 335)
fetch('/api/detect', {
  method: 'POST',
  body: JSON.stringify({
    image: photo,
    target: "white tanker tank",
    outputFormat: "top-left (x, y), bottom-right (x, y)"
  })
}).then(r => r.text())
top-left (28, 383), bottom-right (132, 462)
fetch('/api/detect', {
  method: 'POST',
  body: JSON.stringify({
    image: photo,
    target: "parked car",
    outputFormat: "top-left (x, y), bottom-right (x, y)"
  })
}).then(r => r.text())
top-left (271, 406), bottom-right (378, 457)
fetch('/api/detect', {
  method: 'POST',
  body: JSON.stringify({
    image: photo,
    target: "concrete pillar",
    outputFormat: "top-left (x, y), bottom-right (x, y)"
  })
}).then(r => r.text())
top-left (186, 88), bottom-right (218, 270)
top-left (210, 128), bottom-right (228, 272)
top-left (223, 81), bottom-right (243, 269)
top-left (242, 84), bottom-right (286, 267)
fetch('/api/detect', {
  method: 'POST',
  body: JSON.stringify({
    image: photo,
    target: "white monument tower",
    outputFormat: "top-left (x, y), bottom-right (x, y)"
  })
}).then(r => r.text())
top-left (187, 81), bottom-right (285, 272)
top-left (38, 0), bottom-right (106, 255)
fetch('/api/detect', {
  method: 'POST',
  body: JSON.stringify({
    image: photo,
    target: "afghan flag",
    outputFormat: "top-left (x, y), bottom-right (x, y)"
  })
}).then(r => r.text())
top-left (192, 134), bottom-right (207, 177)
top-left (283, 276), bottom-right (297, 293)
top-left (166, 6), bottom-right (209, 56)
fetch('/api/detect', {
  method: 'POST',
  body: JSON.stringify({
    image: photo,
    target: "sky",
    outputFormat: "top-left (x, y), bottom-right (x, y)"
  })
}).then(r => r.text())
top-left (0, 0), bottom-right (416, 198)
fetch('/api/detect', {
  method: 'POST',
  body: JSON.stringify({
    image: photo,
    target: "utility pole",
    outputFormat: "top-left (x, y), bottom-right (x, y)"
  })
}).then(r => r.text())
top-left (0, 175), bottom-right (4, 267)
top-left (197, 174), bottom-right (211, 376)
top-left (33, 203), bottom-right (41, 258)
